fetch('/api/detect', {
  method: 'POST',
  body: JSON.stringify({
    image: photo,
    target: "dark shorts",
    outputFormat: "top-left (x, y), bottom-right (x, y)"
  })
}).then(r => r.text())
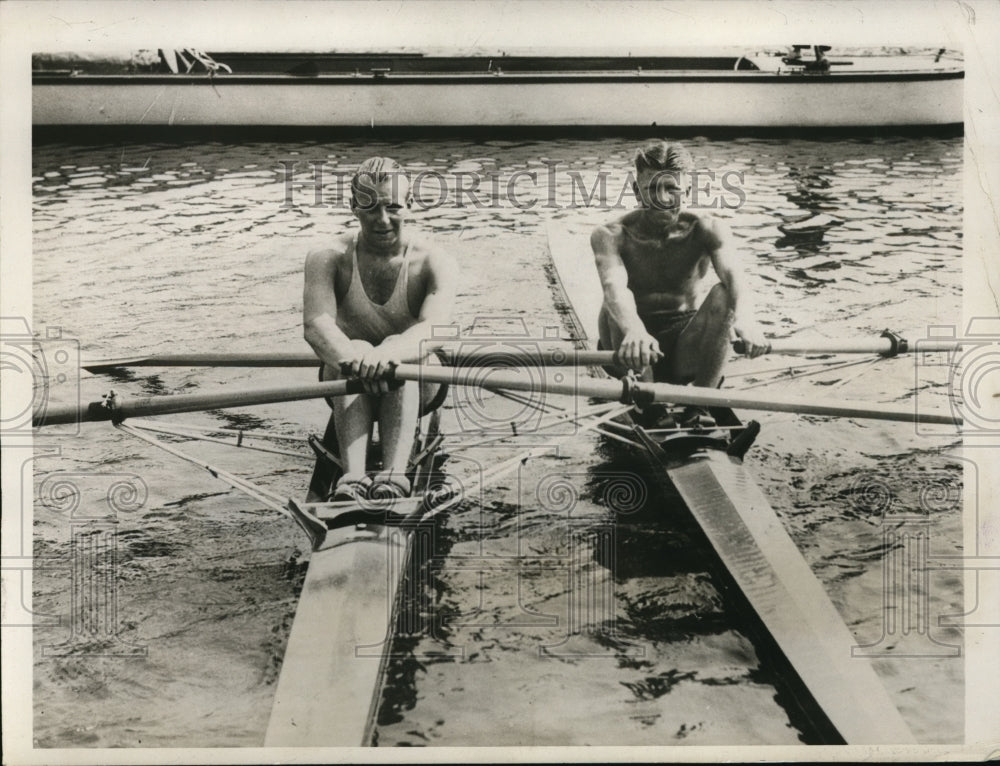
top-left (598, 309), bottom-right (697, 382)
top-left (645, 310), bottom-right (697, 381)
top-left (644, 310), bottom-right (697, 355)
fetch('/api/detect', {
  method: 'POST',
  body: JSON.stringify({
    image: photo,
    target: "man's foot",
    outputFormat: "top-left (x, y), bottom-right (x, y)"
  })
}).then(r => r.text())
top-left (369, 472), bottom-right (412, 500)
top-left (634, 403), bottom-right (677, 429)
top-left (677, 406), bottom-right (716, 432)
top-left (330, 475), bottom-right (372, 502)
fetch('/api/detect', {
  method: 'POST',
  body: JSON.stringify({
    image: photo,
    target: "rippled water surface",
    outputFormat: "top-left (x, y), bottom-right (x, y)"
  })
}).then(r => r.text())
top-left (32, 135), bottom-right (963, 748)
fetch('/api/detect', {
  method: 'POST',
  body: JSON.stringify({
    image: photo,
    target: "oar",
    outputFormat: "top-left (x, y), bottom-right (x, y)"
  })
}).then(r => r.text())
top-left (386, 364), bottom-right (962, 426)
top-left (733, 331), bottom-right (963, 357)
top-left (82, 352), bottom-right (321, 371)
top-left (81, 347), bottom-right (619, 372)
top-left (39, 359), bottom-right (961, 428)
top-left (81, 330), bottom-right (963, 372)
top-left (33, 379), bottom-right (371, 427)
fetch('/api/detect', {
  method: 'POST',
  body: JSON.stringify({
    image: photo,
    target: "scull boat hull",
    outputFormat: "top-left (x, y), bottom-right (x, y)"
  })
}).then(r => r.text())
top-left (546, 223), bottom-right (915, 744)
top-left (263, 524), bottom-right (408, 746)
top-left (264, 409), bottom-right (441, 747)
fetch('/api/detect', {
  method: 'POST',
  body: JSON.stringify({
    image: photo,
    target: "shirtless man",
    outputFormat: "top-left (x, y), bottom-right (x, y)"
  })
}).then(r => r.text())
top-left (591, 140), bottom-right (766, 426)
top-left (303, 157), bottom-right (456, 500)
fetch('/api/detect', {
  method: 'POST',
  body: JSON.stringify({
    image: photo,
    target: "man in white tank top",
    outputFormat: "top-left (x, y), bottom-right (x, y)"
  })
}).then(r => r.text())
top-left (303, 157), bottom-right (457, 499)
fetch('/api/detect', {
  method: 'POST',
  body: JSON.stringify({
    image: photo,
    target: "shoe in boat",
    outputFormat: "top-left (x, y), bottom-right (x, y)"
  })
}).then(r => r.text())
top-left (634, 403), bottom-right (676, 429)
top-left (368, 473), bottom-right (412, 501)
top-left (677, 406), bottom-right (716, 432)
top-left (330, 475), bottom-right (372, 503)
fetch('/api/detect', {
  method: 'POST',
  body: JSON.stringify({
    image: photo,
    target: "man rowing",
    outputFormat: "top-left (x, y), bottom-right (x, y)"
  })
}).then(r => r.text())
top-left (303, 157), bottom-right (456, 500)
top-left (591, 140), bottom-right (767, 428)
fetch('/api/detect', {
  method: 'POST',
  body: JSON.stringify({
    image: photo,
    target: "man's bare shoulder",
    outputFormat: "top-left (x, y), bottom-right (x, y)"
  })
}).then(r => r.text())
top-left (592, 213), bottom-right (639, 249)
top-left (408, 236), bottom-right (456, 273)
top-left (601, 210), bottom-right (645, 234)
top-left (305, 233), bottom-right (353, 268)
top-left (685, 211), bottom-right (730, 250)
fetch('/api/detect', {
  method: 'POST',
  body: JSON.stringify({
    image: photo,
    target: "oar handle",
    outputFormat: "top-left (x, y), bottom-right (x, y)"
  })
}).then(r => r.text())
top-left (335, 361), bottom-right (405, 390)
top-left (336, 349), bottom-right (619, 378)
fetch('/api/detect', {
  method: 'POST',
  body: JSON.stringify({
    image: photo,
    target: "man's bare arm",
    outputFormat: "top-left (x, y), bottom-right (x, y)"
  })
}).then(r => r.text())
top-left (592, 226), bottom-right (643, 333)
top-left (303, 248), bottom-right (369, 368)
top-left (706, 220), bottom-right (767, 357)
top-left (591, 225), bottom-right (662, 370)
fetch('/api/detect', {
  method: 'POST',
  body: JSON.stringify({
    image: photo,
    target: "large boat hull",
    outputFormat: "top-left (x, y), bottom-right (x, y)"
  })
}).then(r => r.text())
top-left (32, 70), bottom-right (962, 128)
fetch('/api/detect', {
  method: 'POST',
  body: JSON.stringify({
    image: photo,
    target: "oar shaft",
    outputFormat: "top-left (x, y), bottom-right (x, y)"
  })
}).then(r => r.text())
top-left (33, 379), bottom-right (365, 427)
top-left (82, 334), bottom-right (963, 372)
top-left (446, 349), bottom-right (615, 367)
top-left (82, 347), bottom-right (617, 372)
top-left (734, 337), bottom-right (962, 356)
top-left (39, 361), bottom-right (961, 428)
top-left (388, 364), bottom-right (961, 426)
top-left (84, 353), bottom-right (321, 370)
top-left (640, 382), bottom-right (960, 425)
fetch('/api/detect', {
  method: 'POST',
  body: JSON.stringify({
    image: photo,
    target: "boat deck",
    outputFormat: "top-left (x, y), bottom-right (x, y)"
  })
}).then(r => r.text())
top-left (264, 412), bottom-right (442, 747)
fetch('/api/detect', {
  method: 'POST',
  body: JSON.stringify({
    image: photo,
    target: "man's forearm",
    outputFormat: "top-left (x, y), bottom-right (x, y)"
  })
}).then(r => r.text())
top-left (604, 285), bottom-right (646, 334)
top-left (728, 276), bottom-right (754, 319)
top-left (375, 321), bottom-right (440, 361)
top-left (304, 313), bottom-right (355, 366)
top-left (726, 279), bottom-right (759, 332)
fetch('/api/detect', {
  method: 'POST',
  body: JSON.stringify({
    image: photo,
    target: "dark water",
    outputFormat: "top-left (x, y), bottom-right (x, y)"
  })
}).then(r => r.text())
top-left (31, 135), bottom-right (963, 747)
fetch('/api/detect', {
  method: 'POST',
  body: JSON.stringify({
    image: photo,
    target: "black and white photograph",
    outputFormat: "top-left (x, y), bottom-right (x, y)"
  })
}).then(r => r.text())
top-left (2, 1), bottom-right (998, 762)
